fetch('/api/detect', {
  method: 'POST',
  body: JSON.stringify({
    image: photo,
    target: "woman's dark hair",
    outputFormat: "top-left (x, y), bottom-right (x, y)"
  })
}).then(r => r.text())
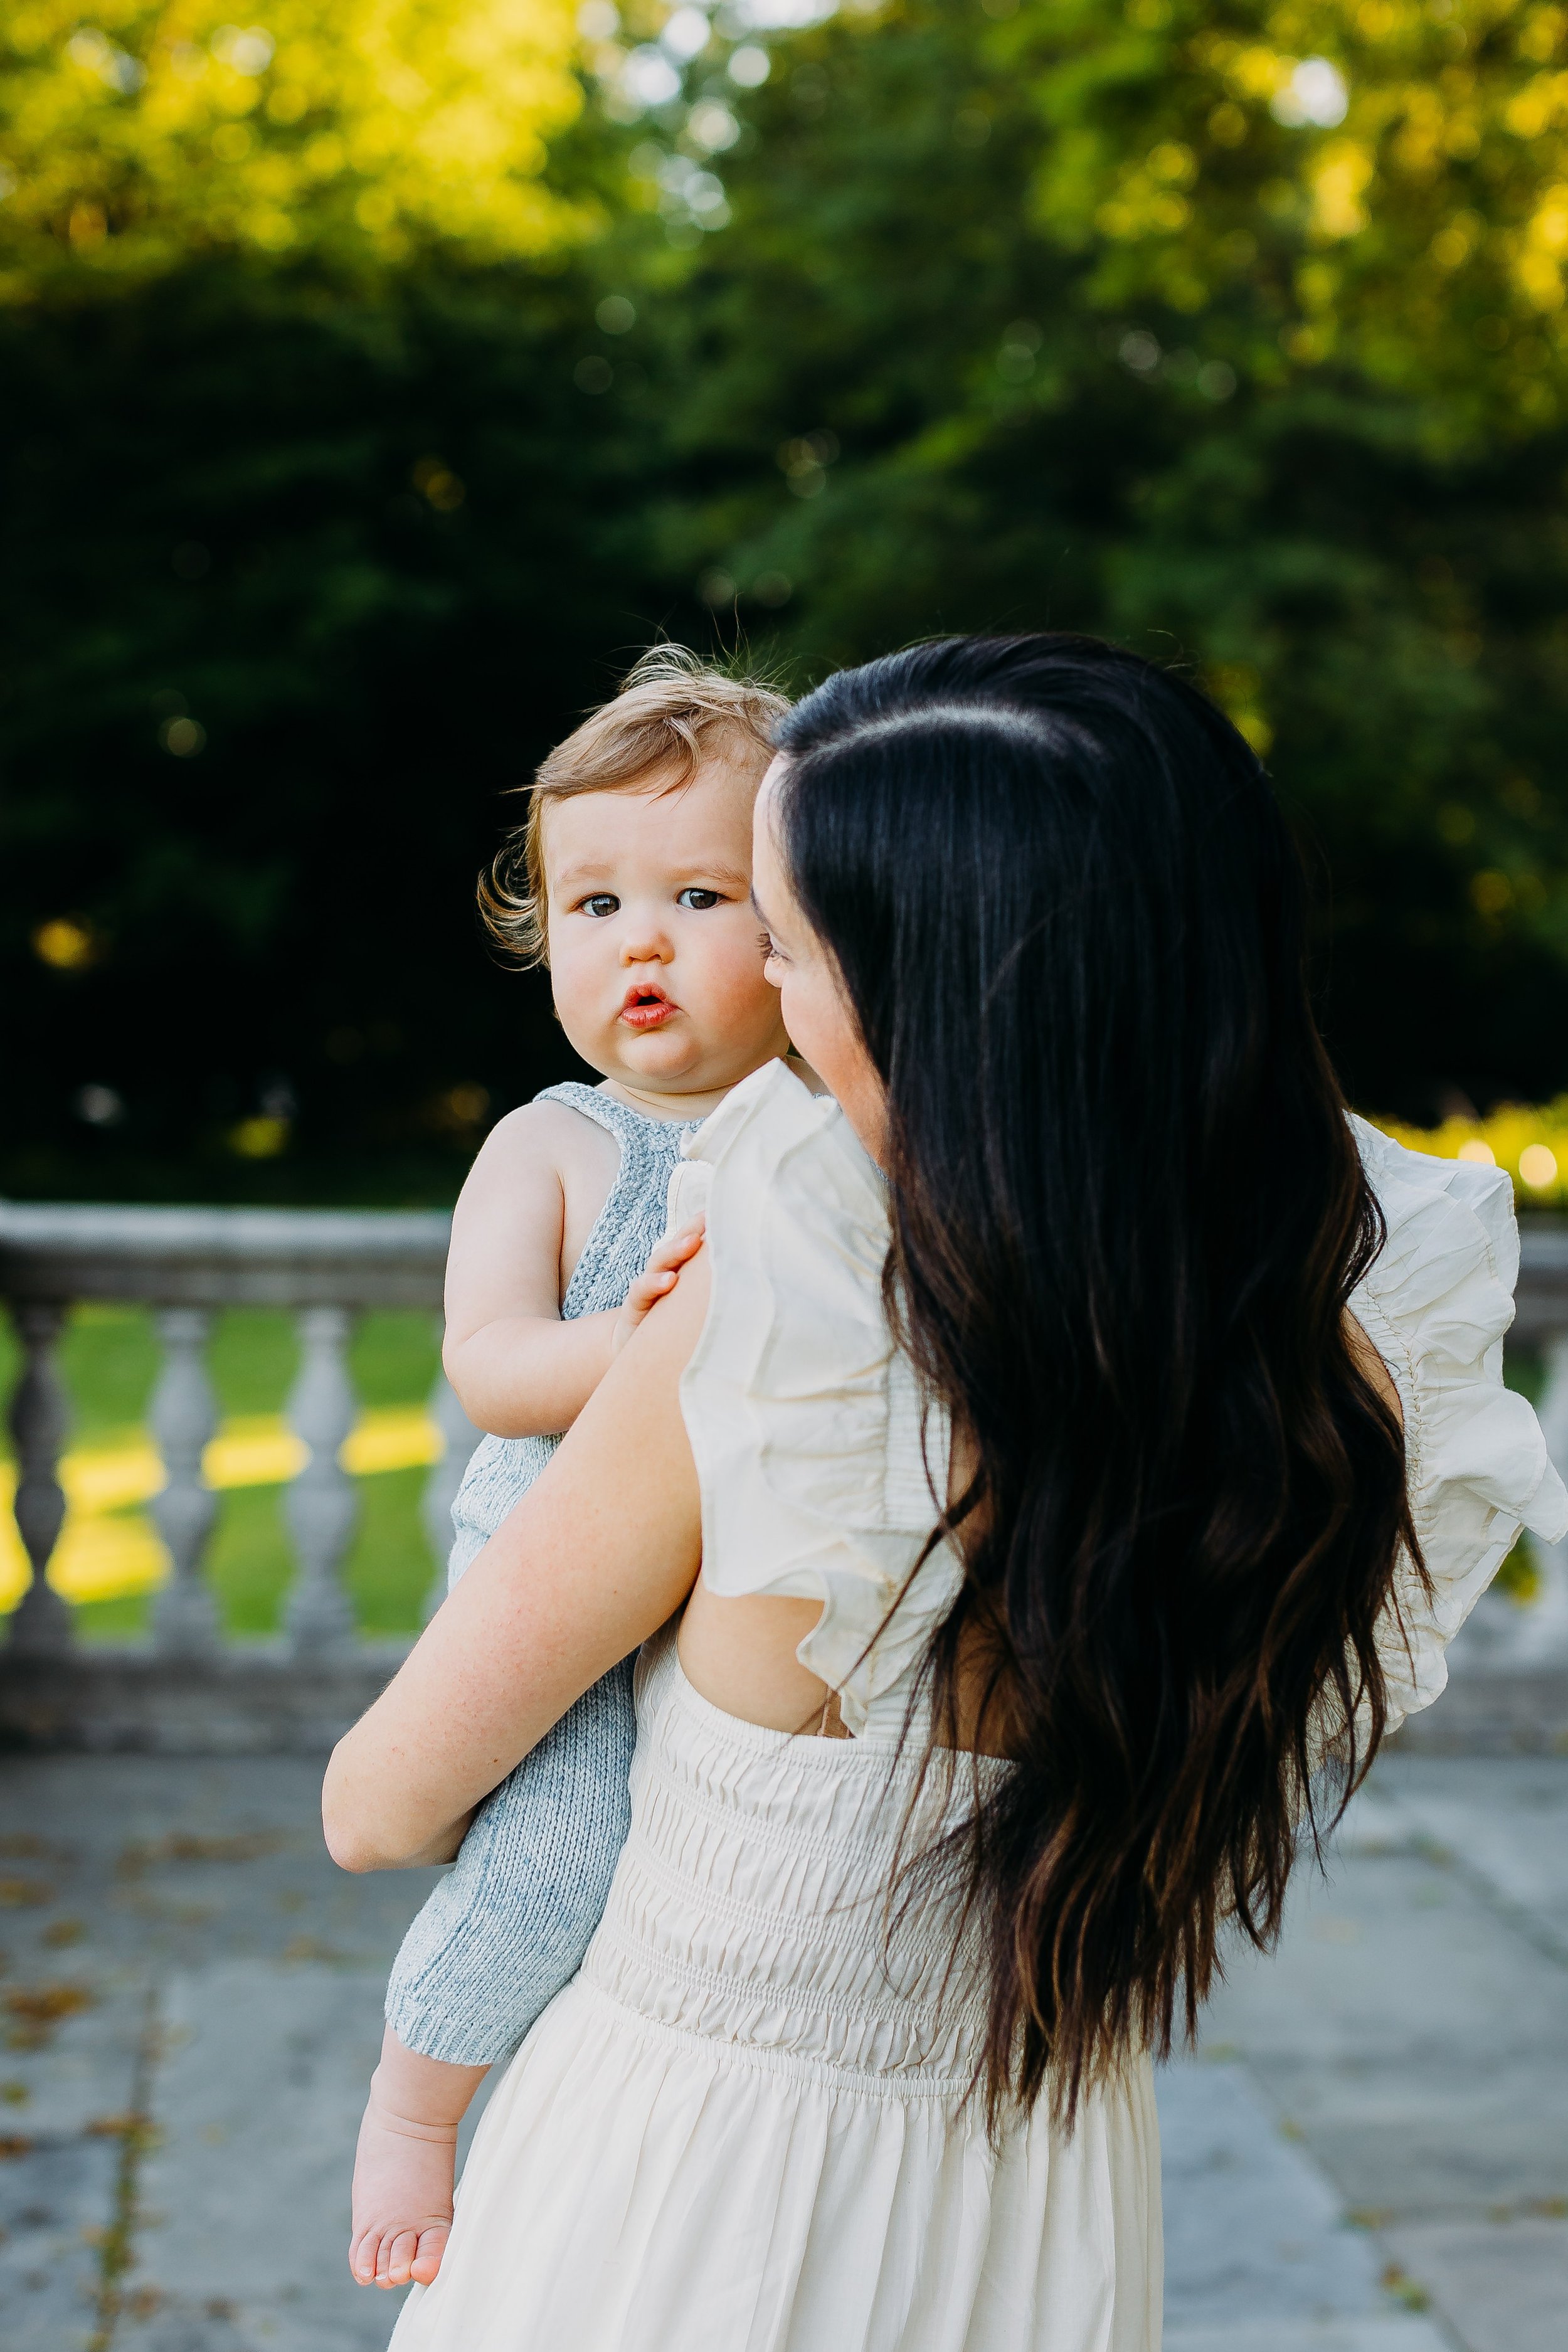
top-left (771, 633), bottom-right (1417, 2126)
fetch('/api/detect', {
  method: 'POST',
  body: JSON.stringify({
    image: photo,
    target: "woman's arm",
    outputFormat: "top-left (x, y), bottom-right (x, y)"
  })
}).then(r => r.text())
top-left (323, 1255), bottom-right (708, 1873)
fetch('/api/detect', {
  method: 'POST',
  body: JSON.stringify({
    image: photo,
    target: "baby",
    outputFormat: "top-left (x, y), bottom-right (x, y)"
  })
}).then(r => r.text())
top-left (348, 649), bottom-right (795, 2291)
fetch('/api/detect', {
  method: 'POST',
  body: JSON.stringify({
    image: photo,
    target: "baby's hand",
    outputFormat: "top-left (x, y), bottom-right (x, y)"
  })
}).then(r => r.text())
top-left (612, 1222), bottom-right (705, 1355)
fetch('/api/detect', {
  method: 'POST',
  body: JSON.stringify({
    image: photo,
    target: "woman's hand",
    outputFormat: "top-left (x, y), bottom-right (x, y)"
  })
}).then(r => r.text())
top-left (323, 1253), bottom-right (709, 1874)
top-left (611, 1221), bottom-right (705, 1356)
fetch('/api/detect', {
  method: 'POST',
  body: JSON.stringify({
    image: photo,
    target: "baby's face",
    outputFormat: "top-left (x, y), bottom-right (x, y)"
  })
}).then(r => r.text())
top-left (543, 758), bottom-right (790, 1101)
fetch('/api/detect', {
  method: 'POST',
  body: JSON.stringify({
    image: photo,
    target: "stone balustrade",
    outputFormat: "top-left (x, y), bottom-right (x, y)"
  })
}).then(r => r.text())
top-left (1423, 1214), bottom-right (1568, 1749)
top-left (3, 1202), bottom-right (1568, 1754)
top-left (0, 1201), bottom-right (479, 1751)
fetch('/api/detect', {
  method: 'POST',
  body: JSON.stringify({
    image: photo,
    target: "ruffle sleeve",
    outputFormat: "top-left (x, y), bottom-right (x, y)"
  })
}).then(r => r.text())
top-left (675, 1075), bottom-right (1565, 1745)
top-left (676, 1060), bottom-right (960, 1735)
top-left (1349, 1115), bottom-right (1568, 1733)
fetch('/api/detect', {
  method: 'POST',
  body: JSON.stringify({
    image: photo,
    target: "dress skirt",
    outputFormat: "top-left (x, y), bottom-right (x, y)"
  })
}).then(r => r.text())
top-left (389, 1633), bottom-right (1162, 2352)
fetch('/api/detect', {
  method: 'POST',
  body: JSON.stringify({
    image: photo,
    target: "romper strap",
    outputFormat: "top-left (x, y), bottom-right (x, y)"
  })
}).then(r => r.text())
top-left (534, 1081), bottom-right (685, 1145)
top-left (534, 1083), bottom-right (701, 1319)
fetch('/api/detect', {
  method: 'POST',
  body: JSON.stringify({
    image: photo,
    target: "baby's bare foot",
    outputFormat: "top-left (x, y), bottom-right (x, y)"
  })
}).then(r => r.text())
top-left (349, 2081), bottom-right (458, 2290)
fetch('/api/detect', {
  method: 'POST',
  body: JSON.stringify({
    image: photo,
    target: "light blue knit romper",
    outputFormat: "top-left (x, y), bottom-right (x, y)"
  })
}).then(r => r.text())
top-left (384, 1083), bottom-right (701, 2066)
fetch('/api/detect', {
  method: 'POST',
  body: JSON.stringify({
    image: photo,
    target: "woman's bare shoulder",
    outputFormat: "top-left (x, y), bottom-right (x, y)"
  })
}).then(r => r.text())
top-left (1343, 1308), bottom-right (1403, 1427)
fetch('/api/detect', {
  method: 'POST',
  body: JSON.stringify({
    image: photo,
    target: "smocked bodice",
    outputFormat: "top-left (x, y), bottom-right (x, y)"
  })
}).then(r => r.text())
top-left (581, 1632), bottom-right (1004, 2092)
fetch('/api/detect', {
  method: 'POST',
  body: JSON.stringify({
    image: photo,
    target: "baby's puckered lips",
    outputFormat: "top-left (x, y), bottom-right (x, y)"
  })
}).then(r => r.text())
top-left (619, 980), bottom-right (679, 1031)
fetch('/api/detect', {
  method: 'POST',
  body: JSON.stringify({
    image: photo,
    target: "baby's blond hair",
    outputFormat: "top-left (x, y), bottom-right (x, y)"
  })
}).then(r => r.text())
top-left (480, 646), bottom-right (790, 968)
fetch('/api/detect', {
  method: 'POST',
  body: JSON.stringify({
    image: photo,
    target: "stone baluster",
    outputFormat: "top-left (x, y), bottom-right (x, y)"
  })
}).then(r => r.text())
top-left (149, 1308), bottom-right (221, 1655)
top-left (420, 1347), bottom-right (481, 1621)
top-left (283, 1306), bottom-right (360, 1653)
top-left (1523, 1327), bottom-right (1568, 1661)
top-left (6, 1303), bottom-right (75, 1655)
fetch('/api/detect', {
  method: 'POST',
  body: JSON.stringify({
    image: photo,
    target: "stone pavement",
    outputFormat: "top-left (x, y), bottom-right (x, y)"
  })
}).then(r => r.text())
top-left (1, 1749), bottom-right (1563, 2352)
top-left (1168, 1753), bottom-right (1568, 2352)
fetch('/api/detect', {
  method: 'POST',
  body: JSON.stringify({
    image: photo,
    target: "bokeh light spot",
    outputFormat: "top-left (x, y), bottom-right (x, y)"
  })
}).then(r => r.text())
top-left (1271, 58), bottom-right (1349, 129)
top-left (230, 1115), bottom-right (290, 1159)
top-left (34, 919), bottom-right (99, 972)
top-left (75, 1084), bottom-right (125, 1127)
top-left (411, 457), bottom-right (465, 509)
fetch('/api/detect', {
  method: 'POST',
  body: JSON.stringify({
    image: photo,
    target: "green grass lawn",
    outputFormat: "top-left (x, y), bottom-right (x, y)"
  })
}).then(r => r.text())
top-left (0, 1304), bottom-right (445, 1641)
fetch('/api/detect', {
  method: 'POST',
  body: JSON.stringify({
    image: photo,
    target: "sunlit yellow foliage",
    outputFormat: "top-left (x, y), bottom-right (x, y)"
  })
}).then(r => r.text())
top-left (0, 0), bottom-right (588, 295)
top-left (1368, 1098), bottom-right (1568, 1207)
top-left (1018, 0), bottom-right (1568, 438)
top-left (1202, 661), bottom-right (1275, 751)
top-left (0, 1406), bottom-right (441, 1610)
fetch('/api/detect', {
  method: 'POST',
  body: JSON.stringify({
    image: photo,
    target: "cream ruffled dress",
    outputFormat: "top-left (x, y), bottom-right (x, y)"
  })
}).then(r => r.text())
top-left (389, 1064), bottom-right (1567, 2352)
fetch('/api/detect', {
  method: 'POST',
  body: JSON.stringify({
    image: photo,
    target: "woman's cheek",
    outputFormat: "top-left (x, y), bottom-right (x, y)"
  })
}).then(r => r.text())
top-left (781, 977), bottom-right (836, 1074)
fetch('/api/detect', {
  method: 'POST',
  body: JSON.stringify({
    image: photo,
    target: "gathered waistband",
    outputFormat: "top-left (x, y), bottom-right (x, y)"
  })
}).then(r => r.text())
top-left (575, 1633), bottom-right (995, 2085)
top-left (565, 1972), bottom-right (986, 2102)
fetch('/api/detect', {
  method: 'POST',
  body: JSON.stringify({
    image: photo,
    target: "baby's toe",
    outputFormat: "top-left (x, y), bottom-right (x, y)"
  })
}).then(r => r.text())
top-left (349, 2227), bottom-right (383, 2286)
top-left (410, 2222), bottom-right (451, 2286)
top-left (384, 2226), bottom-right (423, 2287)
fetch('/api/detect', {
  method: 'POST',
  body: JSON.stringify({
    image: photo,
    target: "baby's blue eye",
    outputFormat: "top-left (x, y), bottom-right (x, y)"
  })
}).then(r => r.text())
top-left (677, 887), bottom-right (723, 910)
top-left (580, 894), bottom-right (618, 918)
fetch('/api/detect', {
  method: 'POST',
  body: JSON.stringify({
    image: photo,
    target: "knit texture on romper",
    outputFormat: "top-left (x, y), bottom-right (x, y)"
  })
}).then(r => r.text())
top-left (384, 1083), bottom-right (701, 2065)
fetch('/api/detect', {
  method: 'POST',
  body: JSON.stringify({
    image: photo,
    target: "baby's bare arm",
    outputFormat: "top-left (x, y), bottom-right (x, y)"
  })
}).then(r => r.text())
top-left (442, 1101), bottom-right (624, 1439)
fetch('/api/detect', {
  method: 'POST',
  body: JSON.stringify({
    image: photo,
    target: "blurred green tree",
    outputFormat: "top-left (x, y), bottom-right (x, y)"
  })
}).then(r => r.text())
top-left (1019, 0), bottom-right (1568, 438)
top-left (638, 0), bottom-right (1568, 1116)
top-left (0, 262), bottom-right (672, 1197)
top-left (7, 0), bottom-right (1568, 1200)
top-left (0, 0), bottom-right (588, 289)
top-left (0, 10), bottom-right (662, 1199)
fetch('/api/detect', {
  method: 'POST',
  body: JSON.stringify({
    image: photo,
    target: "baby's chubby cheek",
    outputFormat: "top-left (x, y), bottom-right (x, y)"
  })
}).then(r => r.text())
top-left (548, 951), bottom-right (625, 1056)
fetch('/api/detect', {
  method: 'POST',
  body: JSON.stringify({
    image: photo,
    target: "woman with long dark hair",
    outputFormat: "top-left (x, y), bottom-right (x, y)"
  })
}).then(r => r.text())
top-left (326, 635), bottom-right (1563, 2350)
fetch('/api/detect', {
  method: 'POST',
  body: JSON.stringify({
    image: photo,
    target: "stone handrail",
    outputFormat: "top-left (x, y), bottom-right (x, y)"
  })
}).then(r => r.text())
top-left (1438, 1217), bottom-right (1568, 1739)
top-left (0, 1200), bottom-right (480, 1750)
top-left (1512, 1218), bottom-right (1568, 1340)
